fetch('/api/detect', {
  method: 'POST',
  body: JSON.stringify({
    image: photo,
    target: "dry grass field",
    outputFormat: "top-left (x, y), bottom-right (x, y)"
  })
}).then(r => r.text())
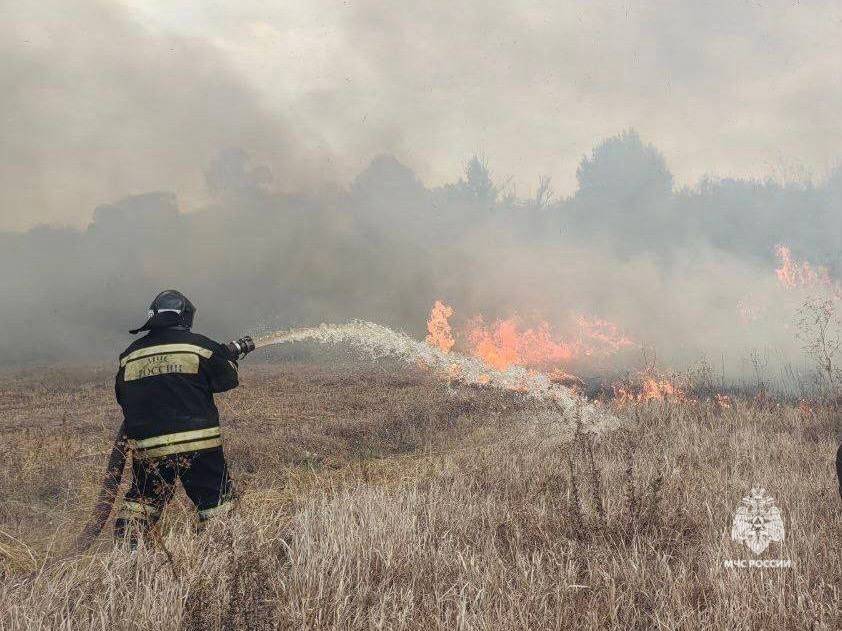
top-left (0, 362), bottom-right (839, 630)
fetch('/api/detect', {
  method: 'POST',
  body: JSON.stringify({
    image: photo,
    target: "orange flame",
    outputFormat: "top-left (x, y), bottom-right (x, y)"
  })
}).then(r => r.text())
top-left (467, 316), bottom-right (577, 370)
top-left (640, 376), bottom-right (686, 402)
top-left (549, 369), bottom-right (585, 392)
top-left (426, 300), bottom-right (455, 353)
top-left (613, 375), bottom-right (687, 404)
top-left (466, 314), bottom-right (635, 370)
top-left (425, 301), bottom-right (635, 377)
top-left (775, 244), bottom-right (835, 292)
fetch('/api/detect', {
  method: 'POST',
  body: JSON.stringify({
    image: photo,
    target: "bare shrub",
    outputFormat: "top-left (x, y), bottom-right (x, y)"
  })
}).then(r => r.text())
top-left (797, 296), bottom-right (842, 401)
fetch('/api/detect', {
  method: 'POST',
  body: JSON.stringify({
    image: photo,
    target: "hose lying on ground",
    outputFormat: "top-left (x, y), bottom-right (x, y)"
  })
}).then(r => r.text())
top-left (74, 421), bottom-right (127, 552)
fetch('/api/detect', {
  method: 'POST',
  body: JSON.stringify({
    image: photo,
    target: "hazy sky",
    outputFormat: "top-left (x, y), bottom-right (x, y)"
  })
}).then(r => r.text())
top-left (3, 0), bottom-right (842, 231)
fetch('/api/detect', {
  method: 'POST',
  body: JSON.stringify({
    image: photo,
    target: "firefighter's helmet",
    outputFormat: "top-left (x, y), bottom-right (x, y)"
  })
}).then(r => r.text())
top-left (130, 290), bottom-right (196, 334)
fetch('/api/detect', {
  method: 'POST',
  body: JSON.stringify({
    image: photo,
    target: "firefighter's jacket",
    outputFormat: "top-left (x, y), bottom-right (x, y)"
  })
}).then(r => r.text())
top-left (115, 327), bottom-right (238, 459)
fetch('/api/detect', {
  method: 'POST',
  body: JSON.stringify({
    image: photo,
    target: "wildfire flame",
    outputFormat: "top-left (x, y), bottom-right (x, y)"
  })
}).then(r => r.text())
top-left (774, 244), bottom-right (836, 293)
top-left (738, 244), bottom-right (841, 324)
top-left (467, 316), bottom-right (577, 370)
top-left (466, 314), bottom-right (635, 370)
top-left (640, 376), bottom-right (686, 402)
top-left (549, 369), bottom-right (585, 392)
top-left (425, 300), bottom-right (635, 374)
top-left (613, 375), bottom-right (688, 404)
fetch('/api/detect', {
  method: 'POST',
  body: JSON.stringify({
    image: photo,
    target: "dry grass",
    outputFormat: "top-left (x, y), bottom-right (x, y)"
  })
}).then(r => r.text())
top-left (0, 363), bottom-right (839, 629)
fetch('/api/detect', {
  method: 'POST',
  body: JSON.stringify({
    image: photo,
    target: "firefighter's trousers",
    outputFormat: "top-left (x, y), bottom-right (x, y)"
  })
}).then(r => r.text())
top-left (115, 447), bottom-right (234, 542)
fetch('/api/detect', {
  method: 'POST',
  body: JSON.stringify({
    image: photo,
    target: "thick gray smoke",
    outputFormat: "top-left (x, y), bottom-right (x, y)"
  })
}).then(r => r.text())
top-left (1, 134), bottom-right (840, 386)
top-left (3, 1), bottom-right (841, 387)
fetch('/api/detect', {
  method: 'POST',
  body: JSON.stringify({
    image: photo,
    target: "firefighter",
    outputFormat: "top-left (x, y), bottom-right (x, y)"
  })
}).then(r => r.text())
top-left (114, 289), bottom-right (254, 544)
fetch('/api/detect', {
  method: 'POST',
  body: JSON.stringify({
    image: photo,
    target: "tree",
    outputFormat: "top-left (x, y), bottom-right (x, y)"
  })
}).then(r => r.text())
top-left (443, 155), bottom-right (500, 207)
top-left (576, 130), bottom-right (672, 203)
top-left (569, 130), bottom-right (675, 254)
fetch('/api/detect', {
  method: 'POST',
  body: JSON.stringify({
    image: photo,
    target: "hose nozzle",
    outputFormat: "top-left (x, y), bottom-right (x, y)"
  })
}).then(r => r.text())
top-left (227, 336), bottom-right (255, 360)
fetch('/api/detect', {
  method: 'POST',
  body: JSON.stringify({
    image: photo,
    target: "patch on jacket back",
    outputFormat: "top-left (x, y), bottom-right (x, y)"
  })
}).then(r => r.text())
top-left (120, 344), bottom-right (212, 367)
top-left (124, 352), bottom-right (200, 381)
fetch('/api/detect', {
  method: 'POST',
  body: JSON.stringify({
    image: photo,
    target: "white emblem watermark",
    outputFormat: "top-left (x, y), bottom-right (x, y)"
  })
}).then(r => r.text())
top-left (723, 487), bottom-right (793, 569)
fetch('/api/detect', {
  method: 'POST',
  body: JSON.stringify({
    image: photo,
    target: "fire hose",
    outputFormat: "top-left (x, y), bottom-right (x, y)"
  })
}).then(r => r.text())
top-left (74, 336), bottom-right (255, 552)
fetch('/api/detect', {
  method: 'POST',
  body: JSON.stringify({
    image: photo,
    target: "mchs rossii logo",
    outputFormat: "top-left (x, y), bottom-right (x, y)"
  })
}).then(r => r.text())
top-left (723, 487), bottom-right (792, 569)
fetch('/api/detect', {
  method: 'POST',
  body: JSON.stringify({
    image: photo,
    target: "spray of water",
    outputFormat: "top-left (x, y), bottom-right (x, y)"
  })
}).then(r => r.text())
top-left (254, 321), bottom-right (618, 434)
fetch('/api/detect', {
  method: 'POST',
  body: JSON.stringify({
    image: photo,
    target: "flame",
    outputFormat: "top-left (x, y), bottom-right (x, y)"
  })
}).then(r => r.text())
top-left (640, 376), bottom-right (687, 402)
top-left (464, 313), bottom-right (634, 371)
top-left (549, 369), bottom-right (585, 392)
top-left (613, 374), bottom-right (687, 404)
top-left (774, 244), bottom-right (797, 288)
top-left (774, 244), bottom-right (836, 292)
top-left (739, 244), bottom-right (841, 324)
top-left (426, 300), bottom-right (455, 353)
top-left (466, 316), bottom-right (577, 370)
top-left (424, 300), bottom-right (635, 389)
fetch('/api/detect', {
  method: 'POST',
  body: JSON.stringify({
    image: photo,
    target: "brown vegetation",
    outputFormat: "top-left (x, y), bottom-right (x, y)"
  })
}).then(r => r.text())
top-left (0, 363), bottom-right (839, 629)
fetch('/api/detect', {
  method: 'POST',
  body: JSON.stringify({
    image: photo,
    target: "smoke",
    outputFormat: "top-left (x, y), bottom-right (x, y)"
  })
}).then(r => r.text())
top-left (0, 133), bottom-right (839, 386)
top-left (3, 2), bottom-right (842, 386)
top-left (5, 1), bottom-right (842, 231)
top-left (0, 0), bottom-right (330, 231)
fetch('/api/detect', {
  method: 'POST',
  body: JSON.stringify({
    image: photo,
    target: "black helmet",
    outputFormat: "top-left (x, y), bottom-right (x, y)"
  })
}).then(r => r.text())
top-left (130, 290), bottom-right (196, 334)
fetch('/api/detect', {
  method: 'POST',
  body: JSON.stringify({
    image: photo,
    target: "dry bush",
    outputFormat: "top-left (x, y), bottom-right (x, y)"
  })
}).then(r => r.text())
top-left (0, 364), bottom-right (839, 629)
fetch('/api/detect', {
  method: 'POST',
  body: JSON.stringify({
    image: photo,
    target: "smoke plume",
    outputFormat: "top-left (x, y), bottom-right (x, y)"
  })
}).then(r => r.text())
top-left (3, 1), bottom-right (842, 388)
